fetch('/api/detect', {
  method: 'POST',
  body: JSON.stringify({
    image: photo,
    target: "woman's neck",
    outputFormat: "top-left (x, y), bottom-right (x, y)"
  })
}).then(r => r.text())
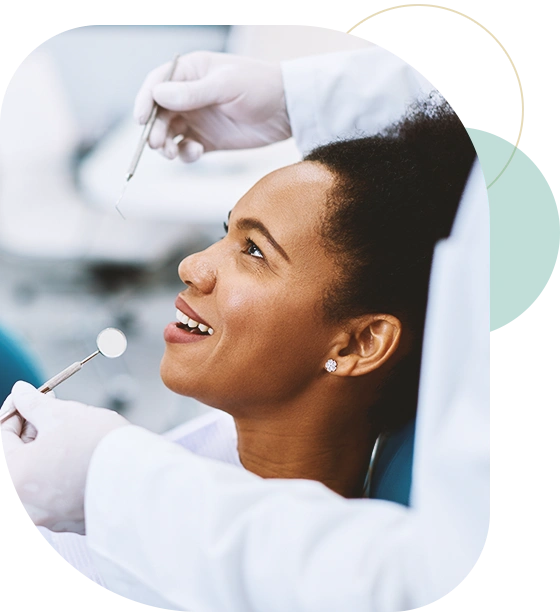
top-left (233, 389), bottom-right (380, 499)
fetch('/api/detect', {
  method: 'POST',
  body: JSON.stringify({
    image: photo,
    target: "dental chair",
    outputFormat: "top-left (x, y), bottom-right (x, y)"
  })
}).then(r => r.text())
top-left (0, 325), bottom-right (43, 405)
top-left (369, 419), bottom-right (415, 506)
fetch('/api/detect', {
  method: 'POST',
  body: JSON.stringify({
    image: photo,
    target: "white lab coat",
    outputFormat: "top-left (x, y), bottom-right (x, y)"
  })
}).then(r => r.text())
top-left (38, 410), bottom-right (243, 591)
top-left (84, 47), bottom-right (489, 612)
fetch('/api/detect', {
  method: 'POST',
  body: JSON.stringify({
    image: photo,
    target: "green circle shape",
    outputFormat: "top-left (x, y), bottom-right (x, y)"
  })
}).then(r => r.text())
top-left (467, 129), bottom-right (559, 331)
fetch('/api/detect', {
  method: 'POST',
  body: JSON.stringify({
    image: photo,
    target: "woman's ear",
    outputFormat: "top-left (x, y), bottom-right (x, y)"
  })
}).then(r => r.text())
top-left (330, 314), bottom-right (402, 377)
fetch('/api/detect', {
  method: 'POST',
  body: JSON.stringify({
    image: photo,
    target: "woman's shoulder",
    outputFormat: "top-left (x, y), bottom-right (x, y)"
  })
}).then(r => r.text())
top-left (163, 409), bottom-right (241, 467)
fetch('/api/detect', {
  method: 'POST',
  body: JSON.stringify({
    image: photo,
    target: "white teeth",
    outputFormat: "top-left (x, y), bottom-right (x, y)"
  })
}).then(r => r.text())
top-left (176, 308), bottom-right (214, 335)
top-left (176, 309), bottom-right (189, 325)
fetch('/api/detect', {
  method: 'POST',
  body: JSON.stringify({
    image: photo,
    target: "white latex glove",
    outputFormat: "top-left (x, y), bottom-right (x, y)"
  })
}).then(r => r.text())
top-left (133, 51), bottom-right (292, 162)
top-left (1, 381), bottom-right (130, 534)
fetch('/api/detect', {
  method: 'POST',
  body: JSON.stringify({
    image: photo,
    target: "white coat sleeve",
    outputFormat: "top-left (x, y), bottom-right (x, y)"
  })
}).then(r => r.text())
top-left (281, 46), bottom-right (433, 154)
top-left (85, 48), bottom-right (489, 612)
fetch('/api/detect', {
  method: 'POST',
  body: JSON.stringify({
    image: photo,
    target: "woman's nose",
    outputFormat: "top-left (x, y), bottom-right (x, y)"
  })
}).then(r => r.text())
top-left (178, 246), bottom-right (217, 294)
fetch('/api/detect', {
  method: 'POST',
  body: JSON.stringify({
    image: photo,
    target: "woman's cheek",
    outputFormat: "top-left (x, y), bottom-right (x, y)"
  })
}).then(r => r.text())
top-left (220, 284), bottom-right (275, 328)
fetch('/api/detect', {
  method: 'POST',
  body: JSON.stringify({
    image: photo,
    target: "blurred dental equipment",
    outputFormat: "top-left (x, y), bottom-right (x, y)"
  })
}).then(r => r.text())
top-left (0, 328), bottom-right (127, 425)
top-left (115, 54), bottom-right (180, 218)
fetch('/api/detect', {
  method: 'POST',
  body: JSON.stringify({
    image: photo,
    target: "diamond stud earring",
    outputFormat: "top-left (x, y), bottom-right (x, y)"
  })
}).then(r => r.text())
top-left (325, 359), bottom-right (338, 373)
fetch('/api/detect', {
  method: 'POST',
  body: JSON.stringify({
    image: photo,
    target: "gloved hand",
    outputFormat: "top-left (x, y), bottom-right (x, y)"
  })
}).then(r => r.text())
top-left (133, 51), bottom-right (292, 162)
top-left (1, 381), bottom-right (130, 534)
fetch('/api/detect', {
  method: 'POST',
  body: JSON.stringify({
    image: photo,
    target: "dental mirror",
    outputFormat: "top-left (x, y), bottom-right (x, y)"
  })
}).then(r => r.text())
top-left (96, 327), bottom-right (127, 358)
top-left (0, 327), bottom-right (128, 424)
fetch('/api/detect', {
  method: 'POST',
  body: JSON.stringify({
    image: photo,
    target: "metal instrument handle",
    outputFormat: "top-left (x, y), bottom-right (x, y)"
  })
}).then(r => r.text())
top-left (125, 54), bottom-right (180, 180)
top-left (38, 361), bottom-right (83, 393)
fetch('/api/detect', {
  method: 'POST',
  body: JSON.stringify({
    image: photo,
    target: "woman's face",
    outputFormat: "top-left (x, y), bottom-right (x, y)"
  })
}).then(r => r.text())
top-left (160, 161), bottom-right (342, 413)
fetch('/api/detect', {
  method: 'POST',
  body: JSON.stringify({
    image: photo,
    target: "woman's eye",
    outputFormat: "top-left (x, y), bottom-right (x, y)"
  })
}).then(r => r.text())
top-left (245, 238), bottom-right (264, 259)
top-left (223, 221), bottom-right (229, 235)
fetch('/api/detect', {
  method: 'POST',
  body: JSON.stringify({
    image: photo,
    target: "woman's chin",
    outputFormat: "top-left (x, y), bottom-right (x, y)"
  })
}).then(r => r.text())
top-left (159, 357), bottom-right (194, 396)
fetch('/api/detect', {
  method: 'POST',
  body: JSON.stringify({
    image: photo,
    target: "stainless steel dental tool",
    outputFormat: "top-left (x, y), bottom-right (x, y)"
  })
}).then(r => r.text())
top-left (0, 328), bottom-right (127, 425)
top-left (115, 54), bottom-right (181, 218)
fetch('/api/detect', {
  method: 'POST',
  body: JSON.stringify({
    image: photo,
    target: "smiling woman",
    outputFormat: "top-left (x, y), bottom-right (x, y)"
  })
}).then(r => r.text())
top-left (6, 92), bottom-right (475, 588)
top-left (159, 95), bottom-right (476, 499)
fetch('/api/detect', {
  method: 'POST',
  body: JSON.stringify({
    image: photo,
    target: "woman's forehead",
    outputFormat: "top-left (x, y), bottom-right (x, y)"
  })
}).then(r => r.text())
top-left (265, 160), bottom-right (334, 195)
top-left (236, 161), bottom-right (334, 219)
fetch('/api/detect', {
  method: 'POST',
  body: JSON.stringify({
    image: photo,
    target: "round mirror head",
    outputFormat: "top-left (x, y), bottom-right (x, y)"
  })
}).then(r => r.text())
top-left (96, 328), bottom-right (127, 359)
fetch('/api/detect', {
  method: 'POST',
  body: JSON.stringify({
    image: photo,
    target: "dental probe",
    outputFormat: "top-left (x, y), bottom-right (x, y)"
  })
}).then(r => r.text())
top-left (0, 328), bottom-right (127, 425)
top-left (115, 53), bottom-right (181, 218)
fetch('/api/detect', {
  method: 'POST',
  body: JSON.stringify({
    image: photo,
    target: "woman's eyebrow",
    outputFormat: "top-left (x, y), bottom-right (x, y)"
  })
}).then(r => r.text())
top-left (236, 217), bottom-right (291, 262)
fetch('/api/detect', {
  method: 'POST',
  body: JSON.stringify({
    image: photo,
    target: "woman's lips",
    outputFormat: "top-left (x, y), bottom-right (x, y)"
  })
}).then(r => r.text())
top-left (164, 323), bottom-right (210, 344)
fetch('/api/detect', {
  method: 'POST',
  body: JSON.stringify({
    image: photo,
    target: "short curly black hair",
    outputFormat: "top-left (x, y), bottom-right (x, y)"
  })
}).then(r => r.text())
top-left (305, 94), bottom-right (476, 431)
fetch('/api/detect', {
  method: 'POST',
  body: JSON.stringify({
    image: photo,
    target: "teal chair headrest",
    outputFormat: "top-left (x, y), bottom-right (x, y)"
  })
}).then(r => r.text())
top-left (369, 419), bottom-right (415, 506)
top-left (0, 325), bottom-right (43, 404)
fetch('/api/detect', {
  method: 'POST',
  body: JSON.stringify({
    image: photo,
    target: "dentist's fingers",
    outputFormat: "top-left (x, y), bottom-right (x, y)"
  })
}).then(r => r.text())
top-left (163, 138), bottom-right (179, 160)
top-left (1, 411), bottom-right (24, 451)
top-left (148, 109), bottom-right (173, 150)
top-left (1, 410), bottom-right (22, 436)
top-left (161, 116), bottom-right (189, 159)
top-left (21, 418), bottom-right (38, 443)
top-left (133, 60), bottom-right (176, 124)
top-left (133, 52), bottom-right (216, 123)
top-left (10, 381), bottom-right (63, 429)
top-left (0, 390), bottom-right (34, 445)
top-left (152, 70), bottom-right (226, 113)
top-left (178, 138), bottom-right (204, 163)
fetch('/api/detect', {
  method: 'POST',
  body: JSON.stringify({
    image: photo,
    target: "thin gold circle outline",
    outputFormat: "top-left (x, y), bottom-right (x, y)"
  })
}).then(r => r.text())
top-left (345, 3), bottom-right (525, 189)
